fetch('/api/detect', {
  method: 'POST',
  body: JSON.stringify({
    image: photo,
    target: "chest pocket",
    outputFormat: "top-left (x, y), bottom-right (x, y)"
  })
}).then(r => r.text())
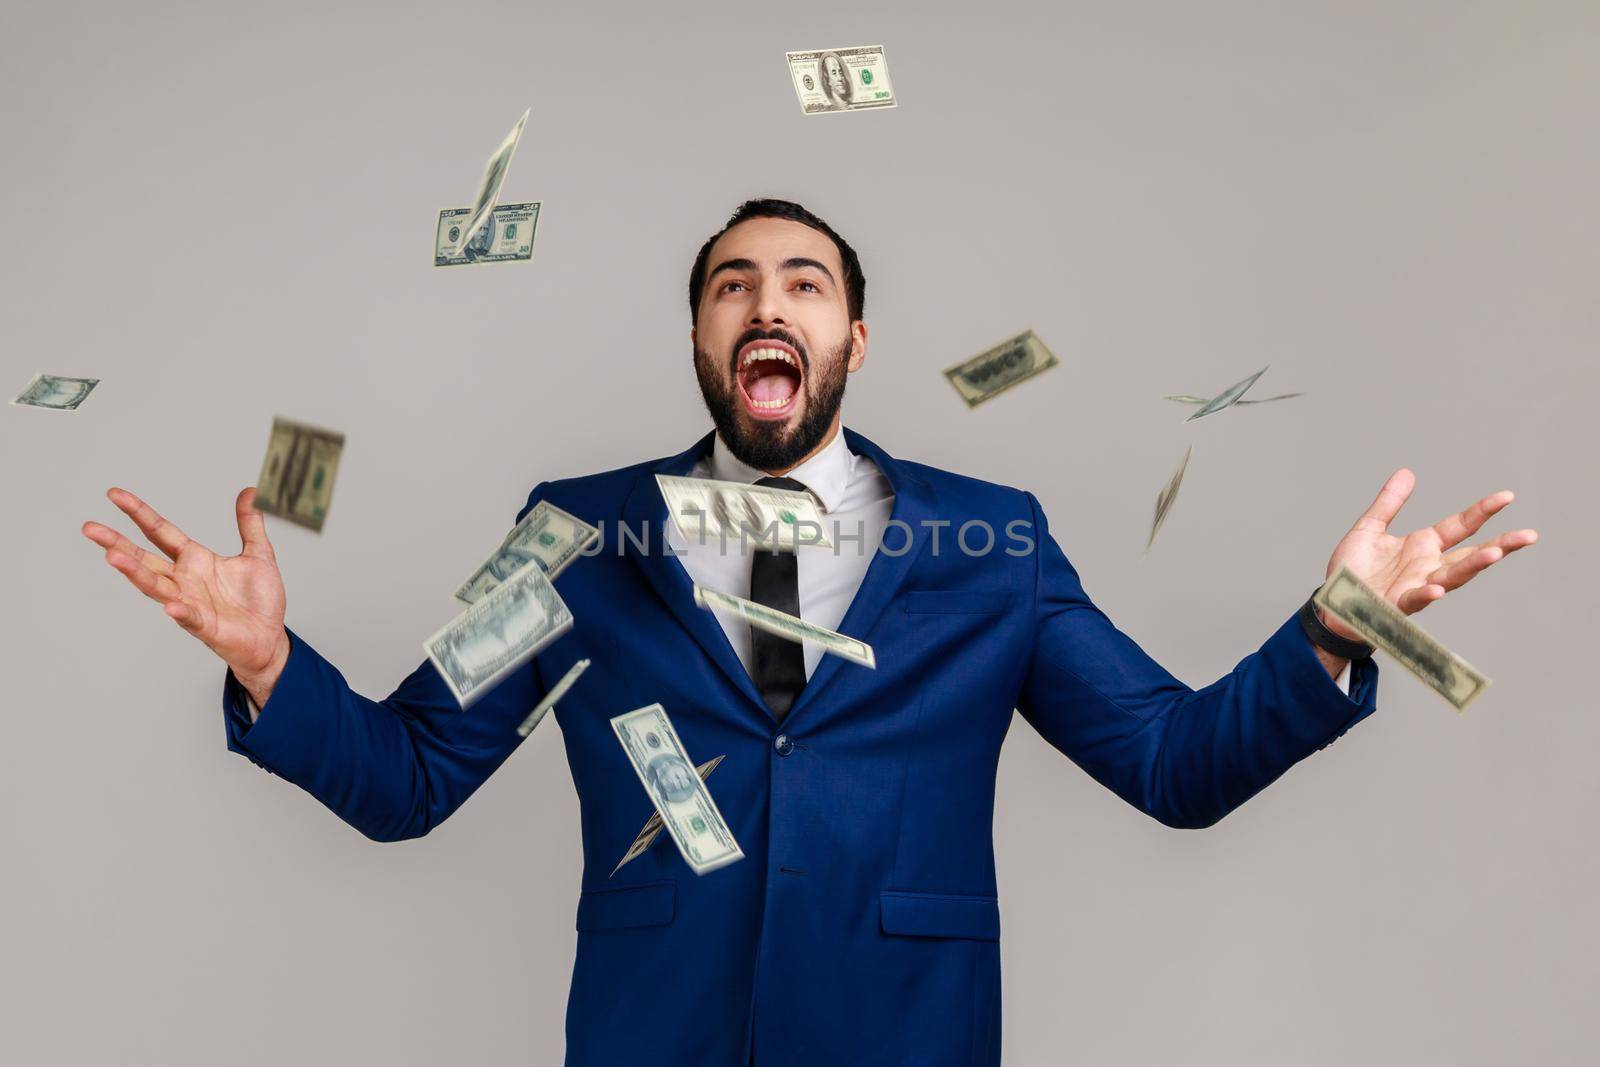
top-left (904, 589), bottom-right (1012, 614)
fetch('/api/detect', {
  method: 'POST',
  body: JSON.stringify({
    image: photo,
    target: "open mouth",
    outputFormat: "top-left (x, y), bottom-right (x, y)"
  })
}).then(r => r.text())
top-left (735, 340), bottom-right (804, 420)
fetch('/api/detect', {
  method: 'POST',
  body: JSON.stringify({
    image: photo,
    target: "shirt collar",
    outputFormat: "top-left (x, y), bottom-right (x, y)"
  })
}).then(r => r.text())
top-left (708, 426), bottom-right (853, 514)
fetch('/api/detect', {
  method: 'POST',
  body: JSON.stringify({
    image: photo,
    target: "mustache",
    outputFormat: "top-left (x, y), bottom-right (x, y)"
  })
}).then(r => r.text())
top-left (728, 327), bottom-right (809, 376)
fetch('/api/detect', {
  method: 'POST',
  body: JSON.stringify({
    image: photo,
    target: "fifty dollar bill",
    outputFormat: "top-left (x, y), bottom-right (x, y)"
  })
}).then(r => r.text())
top-left (435, 202), bottom-right (540, 266)
top-left (1147, 444), bottom-right (1191, 550)
top-left (456, 500), bottom-right (599, 605)
top-left (517, 657), bottom-right (589, 738)
top-left (785, 45), bottom-right (896, 114)
top-left (1314, 565), bottom-right (1491, 711)
top-left (658, 474), bottom-right (832, 549)
top-left (694, 584), bottom-right (875, 668)
top-left (455, 108), bottom-right (529, 255)
top-left (11, 373), bottom-right (99, 411)
top-left (255, 416), bottom-right (345, 533)
top-left (610, 704), bottom-right (743, 876)
top-left (425, 556), bottom-right (574, 709)
top-left (1183, 366), bottom-right (1268, 422)
top-left (943, 330), bottom-right (1060, 408)
top-left (611, 754), bottom-right (726, 876)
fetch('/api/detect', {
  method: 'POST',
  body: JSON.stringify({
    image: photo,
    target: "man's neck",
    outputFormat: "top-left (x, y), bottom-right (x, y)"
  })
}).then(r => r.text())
top-left (761, 416), bottom-right (842, 478)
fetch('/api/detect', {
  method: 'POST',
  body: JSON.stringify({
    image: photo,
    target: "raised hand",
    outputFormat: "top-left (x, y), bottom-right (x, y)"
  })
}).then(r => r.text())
top-left (83, 487), bottom-right (290, 699)
top-left (1321, 469), bottom-right (1539, 642)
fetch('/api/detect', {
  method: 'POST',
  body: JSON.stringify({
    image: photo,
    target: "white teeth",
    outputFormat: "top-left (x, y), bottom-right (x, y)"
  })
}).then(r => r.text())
top-left (742, 348), bottom-right (795, 367)
top-left (750, 396), bottom-right (790, 409)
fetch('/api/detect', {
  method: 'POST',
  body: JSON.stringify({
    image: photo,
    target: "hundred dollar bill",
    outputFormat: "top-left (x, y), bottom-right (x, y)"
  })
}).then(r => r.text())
top-left (1147, 444), bottom-right (1192, 550)
top-left (657, 474), bottom-right (832, 549)
top-left (1314, 565), bottom-right (1491, 711)
top-left (435, 202), bottom-right (540, 266)
top-left (693, 583), bottom-right (875, 668)
top-left (943, 330), bottom-right (1060, 408)
top-left (10, 373), bottom-right (99, 411)
top-left (785, 45), bottom-right (896, 114)
top-left (611, 754), bottom-right (726, 876)
top-left (1164, 391), bottom-right (1303, 406)
top-left (456, 108), bottom-right (530, 253)
top-left (455, 499), bottom-right (599, 605)
top-left (425, 557), bottom-right (574, 709)
top-left (610, 704), bottom-right (743, 876)
top-left (255, 417), bottom-right (344, 533)
top-left (517, 657), bottom-right (589, 737)
top-left (1184, 366), bottom-right (1269, 422)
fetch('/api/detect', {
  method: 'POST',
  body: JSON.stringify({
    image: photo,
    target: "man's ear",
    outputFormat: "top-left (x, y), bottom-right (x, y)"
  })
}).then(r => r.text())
top-left (846, 320), bottom-right (868, 372)
top-left (690, 325), bottom-right (698, 346)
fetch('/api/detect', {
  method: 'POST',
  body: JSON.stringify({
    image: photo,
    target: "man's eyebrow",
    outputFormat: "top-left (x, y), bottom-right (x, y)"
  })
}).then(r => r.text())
top-left (780, 257), bottom-right (836, 283)
top-left (707, 257), bottom-right (758, 280)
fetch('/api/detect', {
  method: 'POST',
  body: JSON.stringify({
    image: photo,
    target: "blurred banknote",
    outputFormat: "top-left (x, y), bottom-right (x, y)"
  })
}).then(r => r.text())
top-left (1163, 391), bottom-right (1303, 406)
top-left (1147, 444), bottom-right (1192, 550)
top-left (255, 417), bottom-right (344, 533)
top-left (425, 557), bottom-right (574, 709)
top-left (10, 373), bottom-right (99, 411)
top-left (694, 584), bottom-right (875, 668)
top-left (786, 45), bottom-right (896, 114)
top-left (1314, 565), bottom-right (1491, 711)
top-left (611, 704), bottom-right (743, 876)
top-left (435, 202), bottom-right (540, 266)
top-left (518, 657), bottom-right (589, 737)
top-left (657, 474), bottom-right (831, 549)
top-left (943, 330), bottom-right (1060, 408)
top-left (456, 500), bottom-right (599, 605)
top-left (611, 754), bottom-right (726, 876)
top-left (453, 108), bottom-right (530, 255)
top-left (1183, 367), bottom-right (1269, 422)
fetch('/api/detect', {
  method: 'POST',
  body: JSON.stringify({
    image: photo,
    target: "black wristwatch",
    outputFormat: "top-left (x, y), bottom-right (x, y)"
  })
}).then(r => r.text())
top-left (1297, 591), bottom-right (1376, 660)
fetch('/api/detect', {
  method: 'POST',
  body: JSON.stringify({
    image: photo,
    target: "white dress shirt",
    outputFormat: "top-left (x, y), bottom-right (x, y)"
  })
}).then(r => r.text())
top-left (668, 426), bottom-right (895, 683)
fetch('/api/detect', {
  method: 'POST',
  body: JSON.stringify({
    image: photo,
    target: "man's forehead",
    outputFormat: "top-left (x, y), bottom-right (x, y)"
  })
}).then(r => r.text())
top-left (709, 217), bottom-right (842, 274)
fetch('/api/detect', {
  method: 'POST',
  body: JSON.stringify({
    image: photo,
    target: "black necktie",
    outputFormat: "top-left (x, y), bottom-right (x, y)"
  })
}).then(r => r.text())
top-left (749, 475), bottom-right (809, 722)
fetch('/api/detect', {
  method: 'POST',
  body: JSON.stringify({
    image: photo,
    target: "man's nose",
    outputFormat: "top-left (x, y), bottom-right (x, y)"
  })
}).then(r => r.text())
top-left (749, 281), bottom-right (786, 327)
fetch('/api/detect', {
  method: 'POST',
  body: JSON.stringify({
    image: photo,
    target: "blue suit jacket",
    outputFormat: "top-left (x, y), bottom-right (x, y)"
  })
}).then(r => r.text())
top-left (223, 427), bottom-right (1379, 1066)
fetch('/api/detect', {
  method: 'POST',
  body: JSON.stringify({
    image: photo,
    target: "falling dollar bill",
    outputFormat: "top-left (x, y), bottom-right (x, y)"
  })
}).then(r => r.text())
top-left (1147, 444), bottom-right (1192, 550)
top-left (254, 417), bottom-right (344, 533)
top-left (425, 557), bottom-right (574, 709)
top-left (693, 584), bottom-right (875, 668)
top-left (10, 373), bottom-right (99, 411)
top-left (1183, 366), bottom-right (1269, 422)
top-left (518, 657), bottom-right (589, 737)
top-left (785, 45), bottom-right (896, 114)
top-left (1163, 391), bottom-right (1303, 406)
top-left (456, 500), bottom-right (599, 605)
top-left (610, 704), bottom-right (744, 876)
top-left (454, 108), bottom-right (530, 254)
top-left (611, 754), bottom-right (726, 876)
top-left (943, 330), bottom-right (1060, 408)
top-left (435, 202), bottom-right (540, 266)
top-left (1314, 565), bottom-right (1491, 711)
top-left (657, 474), bottom-right (832, 549)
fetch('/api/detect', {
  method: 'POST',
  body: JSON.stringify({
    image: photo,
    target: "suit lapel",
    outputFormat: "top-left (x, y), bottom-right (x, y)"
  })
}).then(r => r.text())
top-left (620, 432), bottom-right (771, 718)
top-left (781, 427), bottom-right (934, 724)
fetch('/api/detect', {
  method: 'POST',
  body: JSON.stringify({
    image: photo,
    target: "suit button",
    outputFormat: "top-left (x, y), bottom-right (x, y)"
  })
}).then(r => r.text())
top-left (774, 734), bottom-right (794, 756)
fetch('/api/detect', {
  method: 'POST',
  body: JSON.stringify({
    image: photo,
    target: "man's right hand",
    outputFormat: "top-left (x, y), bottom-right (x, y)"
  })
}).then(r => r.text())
top-left (83, 487), bottom-right (290, 707)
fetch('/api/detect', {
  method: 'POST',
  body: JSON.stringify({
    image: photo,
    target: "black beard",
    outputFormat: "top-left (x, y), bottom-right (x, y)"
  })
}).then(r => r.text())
top-left (693, 327), bottom-right (851, 472)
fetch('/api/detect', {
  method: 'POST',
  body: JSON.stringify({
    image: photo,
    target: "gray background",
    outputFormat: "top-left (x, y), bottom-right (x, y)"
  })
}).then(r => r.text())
top-left (2, 1), bottom-right (1594, 1063)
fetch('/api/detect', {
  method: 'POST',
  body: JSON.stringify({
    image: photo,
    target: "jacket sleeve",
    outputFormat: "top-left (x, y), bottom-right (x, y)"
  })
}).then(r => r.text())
top-left (1015, 491), bottom-right (1379, 829)
top-left (220, 484), bottom-right (555, 842)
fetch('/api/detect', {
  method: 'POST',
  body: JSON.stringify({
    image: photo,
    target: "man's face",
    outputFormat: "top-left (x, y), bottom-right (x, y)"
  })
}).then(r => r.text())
top-left (823, 55), bottom-right (848, 98)
top-left (692, 217), bottom-right (866, 472)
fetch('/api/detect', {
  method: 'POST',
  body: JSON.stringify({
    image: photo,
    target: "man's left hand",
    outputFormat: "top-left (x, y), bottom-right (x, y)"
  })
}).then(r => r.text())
top-left (1320, 469), bottom-right (1539, 641)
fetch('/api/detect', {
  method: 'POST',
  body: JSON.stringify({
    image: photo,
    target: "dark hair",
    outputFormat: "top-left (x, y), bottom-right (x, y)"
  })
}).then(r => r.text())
top-left (688, 198), bottom-right (866, 322)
